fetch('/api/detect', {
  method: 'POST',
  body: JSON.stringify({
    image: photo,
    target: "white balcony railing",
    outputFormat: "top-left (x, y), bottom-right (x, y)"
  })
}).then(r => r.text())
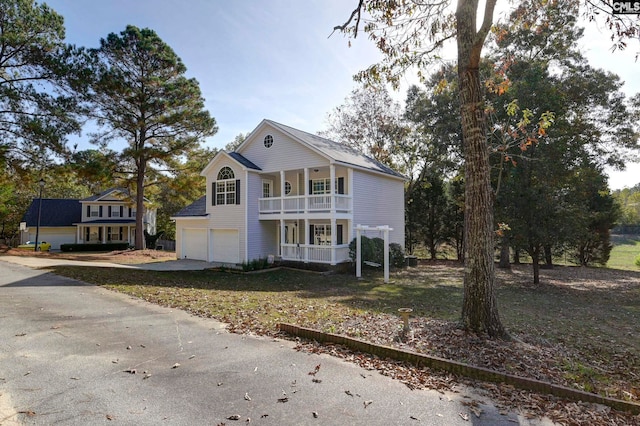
top-left (259, 195), bottom-right (352, 215)
top-left (280, 244), bottom-right (351, 264)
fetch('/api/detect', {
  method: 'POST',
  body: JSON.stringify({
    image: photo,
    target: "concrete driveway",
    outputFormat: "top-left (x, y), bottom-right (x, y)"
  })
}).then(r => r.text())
top-left (0, 260), bottom-right (552, 425)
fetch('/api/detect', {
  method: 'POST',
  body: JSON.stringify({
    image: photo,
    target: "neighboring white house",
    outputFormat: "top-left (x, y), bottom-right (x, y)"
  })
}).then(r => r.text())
top-left (172, 119), bottom-right (405, 265)
top-left (21, 188), bottom-right (156, 250)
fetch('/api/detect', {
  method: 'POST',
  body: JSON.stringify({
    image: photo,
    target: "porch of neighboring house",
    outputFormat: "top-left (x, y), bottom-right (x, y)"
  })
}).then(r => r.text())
top-left (75, 221), bottom-right (137, 245)
top-left (274, 219), bottom-right (351, 265)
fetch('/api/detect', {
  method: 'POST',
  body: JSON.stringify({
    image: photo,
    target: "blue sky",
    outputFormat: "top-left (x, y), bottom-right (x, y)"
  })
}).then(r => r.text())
top-left (46, 0), bottom-right (639, 189)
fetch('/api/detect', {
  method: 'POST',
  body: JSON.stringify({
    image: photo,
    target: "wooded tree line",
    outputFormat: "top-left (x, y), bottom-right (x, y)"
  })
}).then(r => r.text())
top-left (0, 0), bottom-right (216, 246)
top-left (325, 0), bottom-right (639, 285)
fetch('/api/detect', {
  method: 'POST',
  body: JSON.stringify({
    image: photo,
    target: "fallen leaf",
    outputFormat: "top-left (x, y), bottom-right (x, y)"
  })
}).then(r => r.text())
top-left (308, 364), bottom-right (321, 376)
top-left (312, 378), bottom-right (322, 383)
top-left (244, 392), bottom-right (251, 401)
top-left (364, 400), bottom-right (373, 408)
top-left (217, 382), bottom-right (224, 386)
top-left (277, 397), bottom-right (289, 403)
top-left (227, 414), bottom-right (241, 420)
top-left (126, 345), bottom-right (132, 350)
top-left (312, 411), bottom-right (319, 418)
top-left (15, 333), bottom-right (26, 337)
top-left (260, 414), bottom-right (268, 418)
top-left (189, 355), bottom-right (196, 359)
top-left (18, 410), bottom-right (36, 417)
top-left (172, 363), bottom-right (180, 369)
top-left (345, 390), bottom-right (353, 397)
top-left (70, 377), bottom-right (80, 380)
top-left (409, 415), bottom-right (420, 421)
top-left (106, 414), bottom-right (114, 420)
top-left (112, 359), bottom-right (119, 364)
top-left (124, 368), bottom-right (136, 374)
top-left (459, 413), bottom-right (469, 421)
top-left (143, 374), bottom-right (152, 380)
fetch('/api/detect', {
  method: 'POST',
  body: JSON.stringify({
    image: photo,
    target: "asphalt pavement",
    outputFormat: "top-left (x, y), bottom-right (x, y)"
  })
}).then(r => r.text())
top-left (0, 259), bottom-right (554, 425)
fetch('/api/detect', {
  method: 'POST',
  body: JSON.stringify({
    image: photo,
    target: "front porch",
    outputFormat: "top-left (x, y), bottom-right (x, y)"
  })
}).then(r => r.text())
top-left (280, 243), bottom-right (351, 264)
top-left (273, 218), bottom-right (352, 265)
top-left (75, 221), bottom-right (136, 245)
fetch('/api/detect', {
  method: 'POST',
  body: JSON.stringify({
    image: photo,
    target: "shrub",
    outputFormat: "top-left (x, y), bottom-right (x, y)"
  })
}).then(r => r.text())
top-left (349, 236), bottom-right (405, 268)
top-left (241, 257), bottom-right (270, 272)
top-left (635, 254), bottom-right (640, 268)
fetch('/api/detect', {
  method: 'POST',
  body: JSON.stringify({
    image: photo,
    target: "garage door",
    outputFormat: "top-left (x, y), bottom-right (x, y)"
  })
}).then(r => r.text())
top-left (37, 230), bottom-right (75, 250)
top-left (212, 229), bottom-right (239, 264)
top-left (182, 229), bottom-right (208, 261)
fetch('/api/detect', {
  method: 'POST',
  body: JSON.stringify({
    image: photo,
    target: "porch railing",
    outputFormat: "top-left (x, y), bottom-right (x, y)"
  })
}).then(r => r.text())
top-left (259, 195), bottom-right (352, 215)
top-left (280, 243), bottom-right (351, 264)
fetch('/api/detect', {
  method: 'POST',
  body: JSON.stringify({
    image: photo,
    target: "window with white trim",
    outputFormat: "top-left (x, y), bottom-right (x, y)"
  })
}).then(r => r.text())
top-left (262, 180), bottom-right (272, 198)
top-left (216, 166), bottom-right (236, 205)
top-left (284, 181), bottom-right (292, 195)
top-left (311, 178), bottom-right (339, 195)
top-left (90, 205), bottom-right (99, 217)
top-left (264, 135), bottom-right (273, 148)
top-left (313, 224), bottom-right (331, 246)
top-left (111, 206), bottom-right (121, 217)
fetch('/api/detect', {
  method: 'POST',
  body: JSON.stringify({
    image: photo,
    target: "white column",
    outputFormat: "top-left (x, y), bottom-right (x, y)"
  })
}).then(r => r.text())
top-left (304, 218), bottom-right (309, 263)
top-left (330, 218), bottom-right (337, 265)
top-left (76, 226), bottom-right (80, 244)
top-left (347, 168), bottom-right (354, 212)
top-left (356, 225), bottom-right (362, 279)
top-left (280, 219), bottom-right (285, 257)
top-left (329, 164), bottom-right (336, 214)
top-left (383, 226), bottom-right (390, 283)
top-left (280, 170), bottom-right (285, 213)
top-left (102, 226), bottom-right (106, 244)
top-left (304, 167), bottom-right (309, 213)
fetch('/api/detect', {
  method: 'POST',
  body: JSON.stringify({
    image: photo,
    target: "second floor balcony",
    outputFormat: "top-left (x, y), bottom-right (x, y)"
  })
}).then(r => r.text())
top-left (259, 194), bottom-right (352, 216)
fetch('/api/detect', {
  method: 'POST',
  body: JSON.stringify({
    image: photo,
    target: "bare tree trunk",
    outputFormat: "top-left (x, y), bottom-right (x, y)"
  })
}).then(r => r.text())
top-left (457, 0), bottom-right (506, 338)
top-left (530, 245), bottom-right (541, 284)
top-left (498, 237), bottom-right (511, 269)
top-left (135, 159), bottom-right (146, 250)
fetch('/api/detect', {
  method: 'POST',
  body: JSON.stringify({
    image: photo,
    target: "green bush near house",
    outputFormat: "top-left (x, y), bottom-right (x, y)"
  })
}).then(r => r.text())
top-left (635, 254), bottom-right (640, 268)
top-left (60, 243), bottom-right (130, 252)
top-left (349, 236), bottom-right (405, 268)
top-left (241, 257), bottom-right (271, 272)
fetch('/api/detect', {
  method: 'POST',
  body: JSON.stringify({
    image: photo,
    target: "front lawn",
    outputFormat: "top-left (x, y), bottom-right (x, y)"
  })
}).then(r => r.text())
top-left (50, 263), bottom-right (640, 423)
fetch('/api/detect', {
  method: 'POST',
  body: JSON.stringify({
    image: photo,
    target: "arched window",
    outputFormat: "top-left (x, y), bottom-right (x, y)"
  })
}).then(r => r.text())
top-left (214, 166), bottom-right (238, 205)
top-left (217, 166), bottom-right (234, 181)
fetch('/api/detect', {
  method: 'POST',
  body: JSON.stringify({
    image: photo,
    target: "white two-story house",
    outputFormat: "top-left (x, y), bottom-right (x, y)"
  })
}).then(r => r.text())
top-left (21, 188), bottom-right (156, 250)
top-left (172, 119), bottom-right (405, 265)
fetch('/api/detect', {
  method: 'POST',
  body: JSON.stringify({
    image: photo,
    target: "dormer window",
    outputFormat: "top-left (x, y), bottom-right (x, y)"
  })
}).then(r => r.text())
top-left (264, 135), bottom-right (273, 148)
top-left (213, 166), bottom-right (240, 206)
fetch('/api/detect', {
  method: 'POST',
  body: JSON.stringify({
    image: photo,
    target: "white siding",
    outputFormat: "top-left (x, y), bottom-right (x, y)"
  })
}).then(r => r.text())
top-left (246, 171), bottom-right (278, 260)
top-left (239, 126), bottom-right (328, 172)
top-left (352, 170), bottom-right (405, 247)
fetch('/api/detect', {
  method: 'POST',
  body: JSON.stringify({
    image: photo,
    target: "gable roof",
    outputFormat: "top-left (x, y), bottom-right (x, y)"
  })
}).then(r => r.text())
top-left (22, 199), bottom-right (82, 227)
top-left (172, 196), bottom-right (208, 217)
top-left (239, 119), bottom-right (405, 180)
top-left (201, 150), bottom-right (263, 177)
top-left (81, 187), bottom-right (130, 202)
top-left (227, 152), bottom-right (261, 170)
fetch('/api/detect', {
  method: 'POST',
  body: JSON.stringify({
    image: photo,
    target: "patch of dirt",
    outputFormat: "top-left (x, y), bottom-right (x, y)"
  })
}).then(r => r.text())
top-left (0, 245), bottom-right (176, 264)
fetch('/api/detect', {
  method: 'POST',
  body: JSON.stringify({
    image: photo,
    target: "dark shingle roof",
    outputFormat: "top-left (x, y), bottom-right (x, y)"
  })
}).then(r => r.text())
top-left (81, 187), bottom-right (130, 202)
top-left (173, 196), bottom-right (207, 217)
top-left (22, 199), bottom-right (82, 227)
top-left (228, 151), bottom-right (261, 170)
